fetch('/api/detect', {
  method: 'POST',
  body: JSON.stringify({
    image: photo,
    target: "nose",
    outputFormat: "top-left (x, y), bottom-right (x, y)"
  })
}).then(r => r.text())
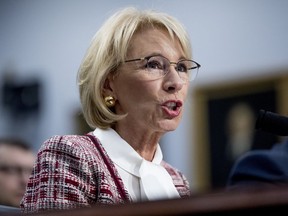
top-left (163, 65), bottom-right (185, 92)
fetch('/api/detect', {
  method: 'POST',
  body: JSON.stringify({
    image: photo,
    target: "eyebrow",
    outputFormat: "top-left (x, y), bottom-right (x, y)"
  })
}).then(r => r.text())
top-left (139, 52), bottom-right (188, 61)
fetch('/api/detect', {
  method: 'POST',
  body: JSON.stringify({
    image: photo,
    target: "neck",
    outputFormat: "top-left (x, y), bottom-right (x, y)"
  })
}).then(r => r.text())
top-left (113, 125), bottom-right (162, 161)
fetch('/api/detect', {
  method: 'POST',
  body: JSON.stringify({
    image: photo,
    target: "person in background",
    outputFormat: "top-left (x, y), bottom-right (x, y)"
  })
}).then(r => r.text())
top-left (227, 139), bottom-right (288, 189)
top-left (21, 6), bottom-right (201, 213)
top-left (0, 138), bottom-right (35, 208)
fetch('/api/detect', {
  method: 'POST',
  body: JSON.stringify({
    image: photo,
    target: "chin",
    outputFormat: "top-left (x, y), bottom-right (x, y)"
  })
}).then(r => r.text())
top-left (162, 124), bottom-right (179, 132)
top-left (158, 118), bottom-right (180, 132)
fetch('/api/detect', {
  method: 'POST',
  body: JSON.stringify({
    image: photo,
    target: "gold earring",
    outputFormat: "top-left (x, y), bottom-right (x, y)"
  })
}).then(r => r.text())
top-left (104, 96), bottom-right (115, 107)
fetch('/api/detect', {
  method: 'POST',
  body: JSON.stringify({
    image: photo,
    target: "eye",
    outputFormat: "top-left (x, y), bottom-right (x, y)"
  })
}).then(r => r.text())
top-left (146, 59), bottom-right (164, 70)
top-left (177, 62), bottom-right (188, 73)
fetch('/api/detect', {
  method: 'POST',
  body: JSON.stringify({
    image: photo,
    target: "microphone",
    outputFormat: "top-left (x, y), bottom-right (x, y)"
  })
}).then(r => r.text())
top-left (255, 109), bottom-right (288, 136)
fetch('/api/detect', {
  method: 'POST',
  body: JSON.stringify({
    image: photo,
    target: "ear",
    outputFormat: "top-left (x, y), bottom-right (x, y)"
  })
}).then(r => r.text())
top-left (102, 75), bottom-right (115, 97)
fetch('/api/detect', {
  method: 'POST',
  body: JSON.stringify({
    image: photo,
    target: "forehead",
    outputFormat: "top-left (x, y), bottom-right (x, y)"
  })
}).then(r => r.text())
top-left (0, 145), bottom-right (34, 165)
top-left (128, 28), bottom-right (185, 58)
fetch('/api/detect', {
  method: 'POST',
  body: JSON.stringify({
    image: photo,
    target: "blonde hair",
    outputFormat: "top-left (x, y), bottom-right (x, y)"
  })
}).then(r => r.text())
top-left (77, 7), bottom-right (192, 129)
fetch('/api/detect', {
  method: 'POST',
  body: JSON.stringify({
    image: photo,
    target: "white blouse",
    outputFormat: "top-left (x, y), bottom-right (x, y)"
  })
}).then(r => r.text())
top-left (93, 128), bottom-right (180, 202)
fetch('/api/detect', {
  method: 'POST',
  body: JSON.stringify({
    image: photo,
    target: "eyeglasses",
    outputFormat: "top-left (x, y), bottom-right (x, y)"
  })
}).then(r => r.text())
top-left (125, 55), bottom-right (201, 82)
top-left (0, 164), bottom-right (33, 177)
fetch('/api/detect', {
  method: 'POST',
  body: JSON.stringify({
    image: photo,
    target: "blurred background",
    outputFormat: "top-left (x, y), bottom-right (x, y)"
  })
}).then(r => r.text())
top-left (1, 0), bottom-right (288, 194)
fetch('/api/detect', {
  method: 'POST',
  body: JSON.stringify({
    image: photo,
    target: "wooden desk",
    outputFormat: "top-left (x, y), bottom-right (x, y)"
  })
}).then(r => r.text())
top-left (15, 186), bottom-right (288, 215)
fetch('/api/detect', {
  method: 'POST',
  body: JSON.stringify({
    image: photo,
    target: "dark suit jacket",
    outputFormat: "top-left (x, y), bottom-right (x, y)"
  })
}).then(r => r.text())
top-left (227, 139), bottom-right (288, 189)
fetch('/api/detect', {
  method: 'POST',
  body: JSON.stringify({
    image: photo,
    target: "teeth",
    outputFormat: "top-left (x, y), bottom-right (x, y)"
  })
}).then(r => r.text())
top-left (166, 102), bottom-right (177, 110)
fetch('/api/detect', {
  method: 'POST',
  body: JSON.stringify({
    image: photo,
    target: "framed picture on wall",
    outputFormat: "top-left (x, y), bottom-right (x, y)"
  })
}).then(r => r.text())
top-left (192, 73), bottom-right (288, 192)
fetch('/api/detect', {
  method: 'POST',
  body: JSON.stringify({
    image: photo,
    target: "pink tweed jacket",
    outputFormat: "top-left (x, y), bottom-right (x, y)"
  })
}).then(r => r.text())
top-left (20, 133), bottom-right (190, 213)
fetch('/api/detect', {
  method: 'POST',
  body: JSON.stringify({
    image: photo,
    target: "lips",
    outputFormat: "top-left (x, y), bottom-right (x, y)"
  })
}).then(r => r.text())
top-left (161, 100), bottom-right (183, 117)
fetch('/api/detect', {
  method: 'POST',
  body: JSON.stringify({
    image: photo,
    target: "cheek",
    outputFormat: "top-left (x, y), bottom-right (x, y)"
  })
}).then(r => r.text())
top-left (182, 84), bottom-right (190, 100)
top-left (126, 83), bottom-right (154, 105)
top-left (117, 82), bottom-right (159, 114)
top-left (116, 77), bottom-right (157, 100)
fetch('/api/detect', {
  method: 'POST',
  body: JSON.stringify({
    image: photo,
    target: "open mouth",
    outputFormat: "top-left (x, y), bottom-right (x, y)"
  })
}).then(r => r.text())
top-left (165, 101), bottom-right (179, 111)
top-left (162, 100), bottom-right (183, 115)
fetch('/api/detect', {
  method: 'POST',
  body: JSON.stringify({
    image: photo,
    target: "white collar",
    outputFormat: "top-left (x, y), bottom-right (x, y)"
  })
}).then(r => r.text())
top-left (93, 127), bottom-right (163, 177)
top-left (93, 127), bottom-right (180, 200)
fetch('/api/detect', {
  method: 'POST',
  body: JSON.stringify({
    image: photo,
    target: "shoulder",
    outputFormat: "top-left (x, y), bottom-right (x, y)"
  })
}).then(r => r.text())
top-left (227, 140), bottom-right (288, 188)
top-left (38, 133), bottom-right (102, 160)
top-left (41, 134), bottom-right (89, 150)
top-left (42, 134), bottom-right (92, 147)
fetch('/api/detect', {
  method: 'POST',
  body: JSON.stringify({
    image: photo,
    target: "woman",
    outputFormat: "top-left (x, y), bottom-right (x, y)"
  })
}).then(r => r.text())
top-left (20, 7), bottom-right (201, 213)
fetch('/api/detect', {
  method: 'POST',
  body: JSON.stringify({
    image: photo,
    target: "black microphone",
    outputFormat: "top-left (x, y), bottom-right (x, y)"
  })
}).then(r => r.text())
top-left (255, 109), bottom-right (288, 136)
